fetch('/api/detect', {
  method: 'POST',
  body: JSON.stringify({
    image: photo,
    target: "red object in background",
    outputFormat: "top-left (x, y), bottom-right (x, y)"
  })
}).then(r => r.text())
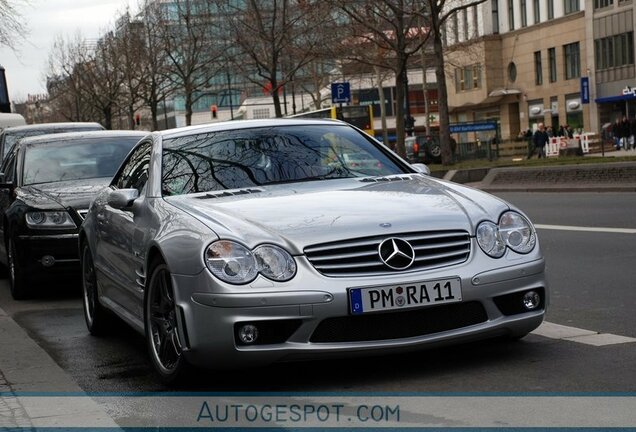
top-left (211, 105), bottom-right (218, 118)
top-left (134, 113), bottom-right (141, 126)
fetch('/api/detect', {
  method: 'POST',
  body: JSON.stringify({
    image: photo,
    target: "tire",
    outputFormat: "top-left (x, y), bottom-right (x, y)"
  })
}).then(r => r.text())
top-left (81, 243), bottom-right (110, 335)
top-left (8, 237), bottom-right (30, 300)
top-left (145, 260), bottom-right (190, 385)
top-left (428, 143), bottom-right (442, 163)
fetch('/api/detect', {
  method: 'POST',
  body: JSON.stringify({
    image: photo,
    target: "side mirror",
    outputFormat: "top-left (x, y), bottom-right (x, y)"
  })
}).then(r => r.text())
top-left (108, 188), bottom-right (139, 210)
top-left (411, 163), bottom-right (431, 176)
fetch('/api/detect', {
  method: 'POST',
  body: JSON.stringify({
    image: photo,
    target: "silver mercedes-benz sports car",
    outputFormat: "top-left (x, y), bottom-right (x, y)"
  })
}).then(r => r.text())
top-left (79, 119), bottom-right (547, 383)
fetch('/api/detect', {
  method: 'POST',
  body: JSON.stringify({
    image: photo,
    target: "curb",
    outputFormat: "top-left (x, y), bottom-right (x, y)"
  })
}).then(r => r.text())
top-left (0, 305), bottom-right (119, 428)
top-left (443, 161), bottom-right (636, 192)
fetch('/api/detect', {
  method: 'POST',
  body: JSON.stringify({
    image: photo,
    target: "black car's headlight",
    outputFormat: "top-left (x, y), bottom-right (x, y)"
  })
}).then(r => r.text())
top-left (476, 211), bottom-right (536, 258)
top-left (25, 211), bottom-right (77, 229)
top-left (205, 240), bottom-right (296, 284)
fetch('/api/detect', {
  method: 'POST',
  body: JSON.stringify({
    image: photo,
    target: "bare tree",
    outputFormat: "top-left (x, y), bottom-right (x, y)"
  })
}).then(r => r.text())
top-left (115, 10), bottom-right (147, 130)
top-left (423, 0), bottom-right (487, 165)
top-left (218, 0), bottom-right (335, 118)
top-left (138, 0), bottom-right (174, 131)
top-left (0, 0), bottom-right (28, 49)
top-left (157, 0), bottom-right (222, 126)
top-left (331, 0), bottom-right (429, 158)
top-left (77, 32), bottom-right (126, 129)
top-left (47, 33), bottom-right (99, 123)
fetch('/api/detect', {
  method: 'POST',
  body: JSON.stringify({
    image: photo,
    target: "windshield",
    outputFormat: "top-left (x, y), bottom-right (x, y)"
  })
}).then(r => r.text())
top-left (161, 124), bottom-right (404, 196)
top-left (3, 126), bottom-right (104, 160)
top-left (22, 136), bottom-right (139, 185)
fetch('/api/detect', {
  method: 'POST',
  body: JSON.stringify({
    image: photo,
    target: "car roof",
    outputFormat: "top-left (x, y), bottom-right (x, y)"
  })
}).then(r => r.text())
top-left (1, 122), bottom-right (105, 134)
top-left (17, 130), bottom-right (148, 147)
top-left (159, 118), bottom-right (348, 140)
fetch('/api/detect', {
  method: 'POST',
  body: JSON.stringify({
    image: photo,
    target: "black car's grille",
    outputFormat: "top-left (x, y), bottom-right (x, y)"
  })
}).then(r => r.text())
top-left (304, 230), bottom-right (471, 277)
top-left (77, 209), bottom-right (89, 220)
top-left (310, 301), bottom-right (487, 343)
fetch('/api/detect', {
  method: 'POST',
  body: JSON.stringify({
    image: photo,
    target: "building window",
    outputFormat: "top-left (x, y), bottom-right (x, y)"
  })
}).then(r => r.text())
top-left (492, 0), bottom-right (500, 33)
top-left (472, 6), bottom-right (479, 38)
top-left (594, 32), bottom-right (635, 70)
top-left (564, 42), bottom-right (580, 79)
top-left (533, 0), bottom-right (540, 23)
top-left (547, 0), bottom-right (554, 19)
top-left (455, 64), bottom-right (482, 92)
top-left (564, 0), bottom-right (580, 14)
top-left (534, 51), bottom-right (543, 85)
top-left (548, 47), bottom-right (557, 82)
top-left (452, 12), bottom-right (459, 43)
top-left (462, 8), bottom-right (468, 40)
top-left (508, 0), bottom-right (515, 30)
top-left (594, 0), bottom-right (613, 8)
top-left (520, 0), bottom-right (527, 27)
top-left (508, 62), bottom-right (517, 82)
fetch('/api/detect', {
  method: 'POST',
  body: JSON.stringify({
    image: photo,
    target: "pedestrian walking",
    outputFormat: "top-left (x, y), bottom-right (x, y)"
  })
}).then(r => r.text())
top-left (531, 123), bottom-right (549, 159)
top-left (524, 129), bottom-right (534, 159)
top-left (612, 117), bottom-right (622, 149)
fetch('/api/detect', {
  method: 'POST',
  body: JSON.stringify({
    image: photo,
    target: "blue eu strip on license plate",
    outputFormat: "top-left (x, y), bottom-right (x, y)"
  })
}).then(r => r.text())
top-left (350, 288), bottom-right (364, 315)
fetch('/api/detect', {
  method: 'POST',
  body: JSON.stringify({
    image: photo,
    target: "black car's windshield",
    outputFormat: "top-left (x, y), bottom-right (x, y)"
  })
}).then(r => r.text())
top-left (22, 136), bottom-right (139, 185)
top-left (3, 127), bottom-right (104, 160)
top-left (161, 125), bottom-right (404, 195)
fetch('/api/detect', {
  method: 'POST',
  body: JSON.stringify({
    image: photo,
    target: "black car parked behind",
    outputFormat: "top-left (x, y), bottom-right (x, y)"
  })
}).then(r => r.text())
top-left (0, 130), bottom-right (147, 299)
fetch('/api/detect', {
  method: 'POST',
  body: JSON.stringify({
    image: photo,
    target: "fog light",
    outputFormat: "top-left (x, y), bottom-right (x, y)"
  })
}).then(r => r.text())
top-left (41, 255), bottom-right (55, 267)
top-left (238, 324), bottom-right (259, 344)
top-left (522, 291), bottom-right (541, 310)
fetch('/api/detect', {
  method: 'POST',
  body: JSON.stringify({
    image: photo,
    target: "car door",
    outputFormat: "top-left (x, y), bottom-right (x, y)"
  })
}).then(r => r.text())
top-left (96, 141), bottom-right (152, 316)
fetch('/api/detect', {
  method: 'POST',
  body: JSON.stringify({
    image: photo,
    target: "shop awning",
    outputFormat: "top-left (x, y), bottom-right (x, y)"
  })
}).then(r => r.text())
top-left (449, 95), bottom-right (503, 113)
top-left (595, 94), bottom-right (636, 103)
top-left (488, 88), bottom-right (522, 97)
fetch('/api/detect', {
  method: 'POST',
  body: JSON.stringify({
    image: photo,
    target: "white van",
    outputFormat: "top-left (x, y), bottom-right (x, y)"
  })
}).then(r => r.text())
top-left (0, 113), bottom-right (26, 130)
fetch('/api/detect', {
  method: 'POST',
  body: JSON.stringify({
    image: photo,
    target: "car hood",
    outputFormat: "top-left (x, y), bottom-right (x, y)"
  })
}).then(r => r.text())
top-left (166, 174), bottom-right (510, 253)
top-left (18, 177), bottom-right (111, 209)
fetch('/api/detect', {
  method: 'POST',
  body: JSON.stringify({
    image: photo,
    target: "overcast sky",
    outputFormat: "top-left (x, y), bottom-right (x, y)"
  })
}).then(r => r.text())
top-left (1, 0), bottom-right (132, 102)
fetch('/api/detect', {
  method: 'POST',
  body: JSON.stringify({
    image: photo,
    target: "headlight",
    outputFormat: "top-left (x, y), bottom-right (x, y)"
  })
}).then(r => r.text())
top-left (205, 241), bottom-right (297, 284)
top-left (499, 211), bottom-right (536, 254)
top-left (205, 240), bottom-right (258, 284)
top-left (476, 221), bottom-right (506, 258)
top-left (25, 211), bottom-right (77, 229)
top-left (254, 245), bottom-right (296, 281)
top-left (476, 211), bottom-right (536, 258)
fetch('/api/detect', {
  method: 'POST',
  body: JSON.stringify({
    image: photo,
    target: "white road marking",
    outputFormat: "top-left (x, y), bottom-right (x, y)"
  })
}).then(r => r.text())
top-left (532, 321), bottom-right (636, 346)
top-left (535, 224), bottom-right (636, 234)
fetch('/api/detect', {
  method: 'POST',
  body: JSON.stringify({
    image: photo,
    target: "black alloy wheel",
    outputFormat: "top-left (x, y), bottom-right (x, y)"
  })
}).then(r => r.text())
top-left (81, 243), bottom-right (110, 335)
top-left (145, 261), bottom-right (189, 384)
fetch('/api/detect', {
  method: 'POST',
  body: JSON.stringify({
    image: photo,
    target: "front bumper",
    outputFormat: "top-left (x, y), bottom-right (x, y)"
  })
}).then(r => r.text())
top-left (171, 245), bottom-right (548, 370)
top-left (16, 233), bottom-right (80, 277)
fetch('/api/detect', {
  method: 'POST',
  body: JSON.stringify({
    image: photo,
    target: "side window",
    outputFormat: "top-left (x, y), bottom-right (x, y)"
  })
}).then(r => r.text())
top-left (115, 141), bottom-right (152, 193)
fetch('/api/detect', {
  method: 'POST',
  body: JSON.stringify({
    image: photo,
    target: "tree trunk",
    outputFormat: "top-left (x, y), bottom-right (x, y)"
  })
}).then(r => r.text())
top-left (433, 28), bottom-right (452, 165)
top-left (394, 64), bottom-right (406, 158)
top-left (375, 66), bottom-right (389, 148)
top-left (185, 89), bottom-right (193, 126)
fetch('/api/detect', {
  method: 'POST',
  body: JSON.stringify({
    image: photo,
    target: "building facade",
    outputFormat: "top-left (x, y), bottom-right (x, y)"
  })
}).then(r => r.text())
top-left (445, 0), bottom-right (591, 143)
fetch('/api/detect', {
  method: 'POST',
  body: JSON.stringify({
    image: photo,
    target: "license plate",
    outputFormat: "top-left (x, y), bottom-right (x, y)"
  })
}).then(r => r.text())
top-left (349, 277), bottom-right (462, 315)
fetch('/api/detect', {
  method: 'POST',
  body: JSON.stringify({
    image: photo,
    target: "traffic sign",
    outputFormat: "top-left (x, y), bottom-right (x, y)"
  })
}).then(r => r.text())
top-left (331, 82), bottom-right (351, 104)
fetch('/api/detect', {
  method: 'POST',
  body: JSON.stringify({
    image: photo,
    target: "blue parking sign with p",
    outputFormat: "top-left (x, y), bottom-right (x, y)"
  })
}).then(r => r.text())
top-left (331, 82), bottom-right (351, 104)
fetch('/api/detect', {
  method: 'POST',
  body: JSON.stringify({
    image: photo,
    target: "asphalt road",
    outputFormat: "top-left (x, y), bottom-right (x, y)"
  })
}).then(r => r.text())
top-left (1, 192), bottom-right (635, 392)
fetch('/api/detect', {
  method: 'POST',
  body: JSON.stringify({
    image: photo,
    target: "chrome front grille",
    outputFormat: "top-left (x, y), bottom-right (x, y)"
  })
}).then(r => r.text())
top-left (77, 209), bottom-right (89, 220)
top-left (304, 230), bottom-right (471, 277)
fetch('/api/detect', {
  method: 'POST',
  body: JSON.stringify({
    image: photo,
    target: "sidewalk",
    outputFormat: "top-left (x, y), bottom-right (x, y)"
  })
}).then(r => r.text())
top-left (0, 305), bottom-right (118, 428)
